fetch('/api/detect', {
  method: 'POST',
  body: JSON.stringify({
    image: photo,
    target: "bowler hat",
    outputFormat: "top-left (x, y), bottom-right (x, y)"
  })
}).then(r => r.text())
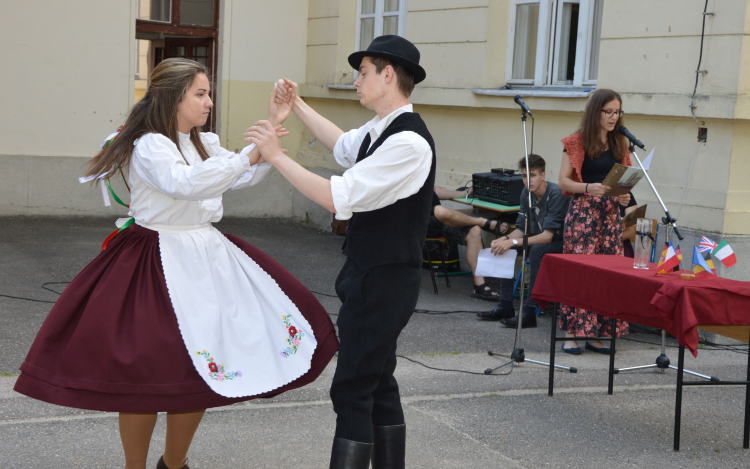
top-left (348, 35), bottom-right (426, 84)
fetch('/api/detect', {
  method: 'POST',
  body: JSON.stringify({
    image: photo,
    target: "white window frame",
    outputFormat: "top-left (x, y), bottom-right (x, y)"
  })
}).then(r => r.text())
top-left (505, 0), bottom-right (602, 87)
top-left (354, 0), bottom-right (408, 53)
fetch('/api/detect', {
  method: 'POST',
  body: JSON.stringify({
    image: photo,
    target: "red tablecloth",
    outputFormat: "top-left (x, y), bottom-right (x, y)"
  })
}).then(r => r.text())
top-left (532, 254), bottom-right (750, 357)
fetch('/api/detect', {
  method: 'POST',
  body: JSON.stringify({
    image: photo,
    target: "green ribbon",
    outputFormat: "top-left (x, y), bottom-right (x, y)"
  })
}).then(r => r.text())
top-left (106, 178), bottom-right (129, 208)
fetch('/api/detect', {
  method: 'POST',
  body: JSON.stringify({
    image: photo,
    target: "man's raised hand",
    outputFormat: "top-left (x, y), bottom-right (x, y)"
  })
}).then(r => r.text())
top-left (268, 82), bottom-right (293, 125)
top-left (245, 120), bottom-right (285, 163)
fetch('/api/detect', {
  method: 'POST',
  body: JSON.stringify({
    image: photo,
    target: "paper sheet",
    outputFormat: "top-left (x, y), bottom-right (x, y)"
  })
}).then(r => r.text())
top-left (475, 248), bottom-right (517, 279)
top-left (636, 147), bottom-right (654, 171)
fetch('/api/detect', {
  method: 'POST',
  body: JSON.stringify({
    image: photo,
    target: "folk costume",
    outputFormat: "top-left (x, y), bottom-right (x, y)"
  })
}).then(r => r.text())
top-left (558, 132), bottom-right (629, 339)
top-left (327, 36), bottom-right (434, 468)
top-left (14, 131), bottom-right (338, 412)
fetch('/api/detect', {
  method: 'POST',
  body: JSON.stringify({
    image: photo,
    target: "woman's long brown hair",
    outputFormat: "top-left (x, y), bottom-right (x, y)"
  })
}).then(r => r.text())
top-left (85, 58), bottom-right (212, 180)
top-left (578, 89), bottom-right (628, 161)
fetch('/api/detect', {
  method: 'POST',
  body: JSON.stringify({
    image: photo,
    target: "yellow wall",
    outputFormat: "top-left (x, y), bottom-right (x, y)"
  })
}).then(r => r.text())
top-left (1, 1), bottom-right (134, 157)
top-left (296, 0), bottom-right (750, 236)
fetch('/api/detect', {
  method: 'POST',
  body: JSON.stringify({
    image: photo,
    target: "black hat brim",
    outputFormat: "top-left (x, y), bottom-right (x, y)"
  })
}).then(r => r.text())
top-left (348, 50), bottom-right (426, 84)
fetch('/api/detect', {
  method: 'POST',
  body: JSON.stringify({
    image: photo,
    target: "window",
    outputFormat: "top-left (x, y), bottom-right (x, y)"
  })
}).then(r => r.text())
top-left (506, 0), bottom-right (603, 87)
top-left (355, 0), bottom-right (408, 52)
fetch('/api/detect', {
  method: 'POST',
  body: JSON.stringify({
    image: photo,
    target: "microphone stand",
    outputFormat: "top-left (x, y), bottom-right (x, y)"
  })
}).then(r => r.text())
top-left (613, 143), bottom-right (716, 381)
top-left (484, 110), bottom-right (576, 376)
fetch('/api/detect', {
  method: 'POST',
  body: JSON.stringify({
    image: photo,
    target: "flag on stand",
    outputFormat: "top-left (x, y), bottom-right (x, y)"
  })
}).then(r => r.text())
top-left (656, 241), bottom-right (681, 274)
top-left (699, 235), bottom-right (718, 253)
top-left (712, 239), bottom-right (737, 268)
top-left (692, 246), bottom-right (716, 279)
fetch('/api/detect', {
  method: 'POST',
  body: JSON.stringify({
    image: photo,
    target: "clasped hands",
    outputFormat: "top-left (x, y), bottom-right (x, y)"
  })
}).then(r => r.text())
top-left (245, 79), bottom-right (299, 164)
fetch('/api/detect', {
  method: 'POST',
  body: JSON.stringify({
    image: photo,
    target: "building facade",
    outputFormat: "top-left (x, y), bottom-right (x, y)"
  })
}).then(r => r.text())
top-left (2, 0), bottom-right (748, 278)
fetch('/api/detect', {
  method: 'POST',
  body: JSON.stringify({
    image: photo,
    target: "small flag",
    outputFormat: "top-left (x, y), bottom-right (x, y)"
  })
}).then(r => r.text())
top-left (657, 242), bottom-right (668, 267)
top-left (701, 251), bottom-right (718, 279)
top-left (656, 241), bottom-right (680, 274)
top-left (672, 244), bottom-right (683, 272)
top-left (712, 239), bottom-right (737, 268)
top-left (692, 246), bottom-right (715, 279)
top-left (699, 235), bottom-right (717, 253)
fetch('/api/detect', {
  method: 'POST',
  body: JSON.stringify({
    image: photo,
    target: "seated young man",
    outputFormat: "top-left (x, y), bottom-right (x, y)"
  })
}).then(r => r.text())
top-left (427, 187), bottom-right (509, 300)
top-left (476, 154), bottom-right (570, 327)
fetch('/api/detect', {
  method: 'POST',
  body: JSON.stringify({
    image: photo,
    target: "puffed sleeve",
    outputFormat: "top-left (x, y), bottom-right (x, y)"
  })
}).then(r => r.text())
top-left (200, 132), bottom-right (272, 190)
top-left (330, 132), bottom-right (432, 220)
top-left (131, 133), bottom-right (251, 200)
top-left (333, 125), bottom-right (371, 169)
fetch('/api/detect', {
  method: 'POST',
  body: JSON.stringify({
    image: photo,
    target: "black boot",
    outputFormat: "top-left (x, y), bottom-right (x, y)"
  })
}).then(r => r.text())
top-left (476, 300), bottom-right (514, 321)
top-left (371, 424), bottom-right (406, 469)
top-left (501, 305), bottom-right (537, 328)
top-left (329, 437), bottom-right (373, 469)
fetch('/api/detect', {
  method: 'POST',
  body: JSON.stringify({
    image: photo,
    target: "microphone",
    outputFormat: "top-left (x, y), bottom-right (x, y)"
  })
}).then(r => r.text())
top-left (618, 126), bottom-right (645, 149)
top-left (514, 95), bottom-right (533, 117)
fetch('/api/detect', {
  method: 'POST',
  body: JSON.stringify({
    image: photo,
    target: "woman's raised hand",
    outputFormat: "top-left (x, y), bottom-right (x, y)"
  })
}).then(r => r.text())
top-left (587, 183), bottom-right (611, 197)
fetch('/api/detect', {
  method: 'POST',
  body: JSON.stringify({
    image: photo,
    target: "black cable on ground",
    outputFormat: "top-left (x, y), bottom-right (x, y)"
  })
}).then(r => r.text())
top-left (396, 354), bottom-right (505, 376)
top-left (0, 294), bottom-right (56, 304)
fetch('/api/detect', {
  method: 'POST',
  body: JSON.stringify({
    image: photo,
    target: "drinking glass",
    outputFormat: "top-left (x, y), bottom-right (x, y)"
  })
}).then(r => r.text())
top-left (633, 218), bottom-right (652, 269)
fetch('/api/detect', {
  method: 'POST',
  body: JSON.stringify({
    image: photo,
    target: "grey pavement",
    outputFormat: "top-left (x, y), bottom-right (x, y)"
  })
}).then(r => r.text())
top-left (1, 216), bottom-right (749, 468)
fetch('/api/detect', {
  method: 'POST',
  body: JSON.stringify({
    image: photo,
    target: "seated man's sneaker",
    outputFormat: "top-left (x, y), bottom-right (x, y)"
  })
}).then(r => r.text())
top-left (476, 301), bottom-right (515, 321)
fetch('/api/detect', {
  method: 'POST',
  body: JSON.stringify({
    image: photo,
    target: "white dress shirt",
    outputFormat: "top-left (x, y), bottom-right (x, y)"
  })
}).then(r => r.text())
top-left (128, 132), bottom-right (271, 227)
top-left (330, 104), bottom-right (433, 220)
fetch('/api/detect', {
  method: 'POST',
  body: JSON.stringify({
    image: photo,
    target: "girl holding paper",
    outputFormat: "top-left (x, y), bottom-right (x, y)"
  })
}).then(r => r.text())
top-left (557, 89), bottom-right (633, 355)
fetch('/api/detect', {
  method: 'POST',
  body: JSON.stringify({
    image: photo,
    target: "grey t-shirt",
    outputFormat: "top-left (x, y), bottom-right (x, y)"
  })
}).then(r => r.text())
top-left (515, 182), bottom-right (570, 241)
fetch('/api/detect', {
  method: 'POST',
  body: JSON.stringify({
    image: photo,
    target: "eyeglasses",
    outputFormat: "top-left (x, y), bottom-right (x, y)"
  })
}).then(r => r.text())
top-left (601, 109), bottom-right (624, 118)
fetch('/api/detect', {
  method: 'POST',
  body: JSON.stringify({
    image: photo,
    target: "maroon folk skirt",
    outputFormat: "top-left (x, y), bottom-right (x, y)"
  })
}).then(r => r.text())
top-left (13, 224), bottom-right (339, 413)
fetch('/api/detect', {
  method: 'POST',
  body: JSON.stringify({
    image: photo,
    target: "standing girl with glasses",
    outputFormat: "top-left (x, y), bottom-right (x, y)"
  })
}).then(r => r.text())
top-left (14, 58), bottom-right (338, 469)
top-left (556, 89), bottom-right (633, 355)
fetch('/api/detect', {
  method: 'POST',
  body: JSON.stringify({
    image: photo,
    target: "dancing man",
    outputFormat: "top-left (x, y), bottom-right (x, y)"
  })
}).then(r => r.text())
top-left (245, 36), bottom-right (434, 469)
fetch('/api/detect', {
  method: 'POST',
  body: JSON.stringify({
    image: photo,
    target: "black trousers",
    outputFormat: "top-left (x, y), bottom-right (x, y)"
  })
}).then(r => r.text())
top-left (331, 258), bottom-right (421, 443)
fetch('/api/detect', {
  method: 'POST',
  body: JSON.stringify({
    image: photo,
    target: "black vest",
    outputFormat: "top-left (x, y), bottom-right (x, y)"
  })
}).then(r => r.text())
top-left (342, 112), bottom-right (436, 270)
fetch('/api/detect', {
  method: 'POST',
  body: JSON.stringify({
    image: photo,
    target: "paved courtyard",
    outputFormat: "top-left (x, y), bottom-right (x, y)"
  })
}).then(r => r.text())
top-left (1, 217), bottom-right (748, 468)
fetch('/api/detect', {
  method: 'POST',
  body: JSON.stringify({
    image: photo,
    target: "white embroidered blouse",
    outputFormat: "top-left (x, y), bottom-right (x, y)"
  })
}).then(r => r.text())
top-left (128, 131), bottom-right (271, 227)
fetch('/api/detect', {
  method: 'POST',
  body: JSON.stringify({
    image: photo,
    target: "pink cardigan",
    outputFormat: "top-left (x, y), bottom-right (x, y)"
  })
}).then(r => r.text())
top-left (560, 132), bottom-right (631, 197)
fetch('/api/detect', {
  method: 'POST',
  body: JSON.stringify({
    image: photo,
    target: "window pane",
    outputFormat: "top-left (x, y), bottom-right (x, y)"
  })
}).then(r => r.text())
top-left (360, 18), bottom-right (375, 51)
top-left (171, 46), bottom-right (187, 57)
top-left (557, 3), bottom-right (579, 83)
top-left (588, 0), bottom-right (603, 80)
top-left (383, 16), bottom-right (399, 36)
top-left (511, 4), bottom-right (539, 80)
top-left (384, 0), bottom-right (399, 12)
top-left (361, 0), bottom-right (375, 15)
top-left (180, 0), bottom-right (214, 26)
top-left (139, 0), bottom-right (172, 22)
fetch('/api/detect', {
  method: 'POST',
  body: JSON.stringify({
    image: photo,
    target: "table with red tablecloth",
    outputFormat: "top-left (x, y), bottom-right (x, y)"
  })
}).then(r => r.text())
top-left (530, 253), bottom-right (750, 450)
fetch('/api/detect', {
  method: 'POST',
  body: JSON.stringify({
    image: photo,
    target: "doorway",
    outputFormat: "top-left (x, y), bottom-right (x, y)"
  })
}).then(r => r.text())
top-left (135, 0), bottom-right (220, 131)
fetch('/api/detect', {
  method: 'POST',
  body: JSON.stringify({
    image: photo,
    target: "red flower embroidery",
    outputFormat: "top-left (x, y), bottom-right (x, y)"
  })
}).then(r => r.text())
top-left (209, 362), bottom-right (218, 373)
top-left (288, 326), bottom-right (297, 337)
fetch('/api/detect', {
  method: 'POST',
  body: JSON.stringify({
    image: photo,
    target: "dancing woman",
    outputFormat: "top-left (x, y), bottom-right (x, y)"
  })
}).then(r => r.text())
top-left (557, 89), bottom-right (632, 355)
top-left (14, 58), bottom-right (338, 469)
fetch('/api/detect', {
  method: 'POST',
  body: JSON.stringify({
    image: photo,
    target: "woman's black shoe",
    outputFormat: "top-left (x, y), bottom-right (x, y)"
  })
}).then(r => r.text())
top-left (156, 456), bottom-right (189, 469)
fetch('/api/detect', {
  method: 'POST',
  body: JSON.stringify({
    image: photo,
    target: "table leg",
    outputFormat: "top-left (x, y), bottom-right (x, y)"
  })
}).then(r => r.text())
top-left (549, 302), bottom-right (558, 396)
top-left (674, 344), bottom-right (686, 451)
top-left (608, 318), bottom-right (616, 395)
top-left (744, 328), bottom-right (750, 449)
